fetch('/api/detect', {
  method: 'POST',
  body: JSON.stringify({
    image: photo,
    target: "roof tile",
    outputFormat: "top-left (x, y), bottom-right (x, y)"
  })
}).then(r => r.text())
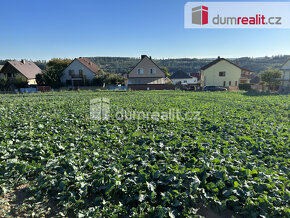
top-left (76, 58), bottom-right (99, 73)
top-left (7, 61), bottom-right (42, 79)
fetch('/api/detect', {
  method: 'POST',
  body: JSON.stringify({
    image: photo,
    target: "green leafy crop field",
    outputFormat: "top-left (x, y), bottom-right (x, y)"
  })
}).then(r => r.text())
top-left (0, 91), bottom-right (289, 217)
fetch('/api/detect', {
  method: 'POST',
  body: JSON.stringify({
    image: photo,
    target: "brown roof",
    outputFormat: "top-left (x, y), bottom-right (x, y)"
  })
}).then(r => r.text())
top-left (6, 60), bottom-right (42, 79)
top-left (201, 57), bottom-right (252, 72)
top-left (76, 57), bottom-right (99, 73)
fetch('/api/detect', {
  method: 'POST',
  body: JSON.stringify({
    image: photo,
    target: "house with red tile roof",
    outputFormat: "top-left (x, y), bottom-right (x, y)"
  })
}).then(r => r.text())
top-left (0, 60), bottom-right (42, 85)
top-left (61, 57), bottom-right (100, 86)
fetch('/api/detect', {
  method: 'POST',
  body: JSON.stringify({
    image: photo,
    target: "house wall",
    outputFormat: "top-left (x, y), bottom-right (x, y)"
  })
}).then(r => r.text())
top-left (28, 79), bottom-right (37, 85)
top-left (281, 60), bottom-right (290, 70)
top-left (128, 56), bottom-right (164, 78)
top-left (128, 77), bottom-right (166, 85)
top-left (171, 77), bottom-right (197, 85)
top-left (61, 59), bottom-right (96, 84)
top-left (280, 60), bottom-right (290, 93)
top-left (128, 84), bottom-right (175, 90)
top-left (280, 70), bottom-right (290, 93)
top-left (201, 60), bottom-right (241, 87)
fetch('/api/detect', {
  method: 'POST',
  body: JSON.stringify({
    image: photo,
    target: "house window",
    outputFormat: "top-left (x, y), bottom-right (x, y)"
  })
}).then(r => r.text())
top-left (7, 73), bottom-right (14, 78)
top-left (223, 81), bottom-right (226, 87)
top-left (69, 70), bottom-right (75, 76)
top-left (79, 69), bottom-right (84, 76)
top-left (229, 81), bottom-right (232, 86)
top-left (137, 68), bottom-right (143, 74)
top-left (150, 68), bottom-right (156, 74)
top-left (235, 81), bottom-right (238, 86)
top-left (184, 80), bottom-right (187, 83)
top-left (219, 71), bottom-right (226, 77)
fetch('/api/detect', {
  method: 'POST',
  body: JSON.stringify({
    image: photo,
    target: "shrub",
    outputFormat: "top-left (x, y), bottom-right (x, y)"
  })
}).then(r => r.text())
top-left (239, 83), bottom-right (252, 91)
top-left (11, 75), bottom-right (28, 88)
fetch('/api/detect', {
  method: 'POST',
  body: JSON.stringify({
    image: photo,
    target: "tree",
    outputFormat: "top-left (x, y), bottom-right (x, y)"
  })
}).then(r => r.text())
top-left (35, 73), bottom-right (45, 85)
top-left (92, 70), bottom-right (125, 87)
top-left (160, 67), bottom-right (170, 77)
top-left (260, 68), bottom-right (282, 91)
top-left (0, 77), bottom-right (9, 91)
top-left (11, 75), bottom-right (28, 88)
top-left (0, 75), bottom-right (28, 90)
top-left (93, 70), bottom-right (107, 86)
top-left (42, 58), bottom-right (72, 88)
top-left (104, 73), bottom-right (125, 86)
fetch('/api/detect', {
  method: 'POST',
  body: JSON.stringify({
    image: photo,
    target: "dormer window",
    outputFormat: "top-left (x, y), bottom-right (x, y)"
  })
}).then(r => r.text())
top-left (150, 68), bottom-right (156, 74)
top-left (137, 68), bottom-right (143, 74)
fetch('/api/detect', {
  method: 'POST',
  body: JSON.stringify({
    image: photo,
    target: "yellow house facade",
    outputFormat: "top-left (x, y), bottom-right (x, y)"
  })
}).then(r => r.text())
top-left (200, 57), bottom-right (249, 87)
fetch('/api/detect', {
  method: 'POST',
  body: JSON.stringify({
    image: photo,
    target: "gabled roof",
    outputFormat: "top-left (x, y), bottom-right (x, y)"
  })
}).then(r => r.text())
top-left (169, 70), bottom-right (192, 79)
top-left (76, 57), bottom-right (99, 73)
top-left (4, 60), bottom-right (42, 79)
top-left (201, 57), bottom-right (252, 72)
top-left (128, 55), bottom-right (165, 78)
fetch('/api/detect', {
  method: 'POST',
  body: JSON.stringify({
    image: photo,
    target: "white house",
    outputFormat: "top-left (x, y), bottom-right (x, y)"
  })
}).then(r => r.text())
top-left (61, 57), bottom-right (99, 86)
top-left (280, 59), bottom-right (290, 93)
top-left (200, 57), bottom-right (251, 87)
top-left (169, 70), bottom-right (198, 85)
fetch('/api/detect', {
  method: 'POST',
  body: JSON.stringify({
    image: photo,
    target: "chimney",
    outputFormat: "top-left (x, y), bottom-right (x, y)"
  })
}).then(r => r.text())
top-left (218, 56), bottom-right (220, 59)
top-left (141, 55), bottom-right (147, 59)
top-left (21, 59), bottom-right (26, 64)
top-left (150, 56), bottom-right (152, 60)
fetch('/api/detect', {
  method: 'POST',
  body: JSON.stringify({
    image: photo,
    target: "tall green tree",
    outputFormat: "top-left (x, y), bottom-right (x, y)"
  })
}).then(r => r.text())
top-left (160, 67), bottom-right (170, 77)
top-left (39, 58), bottom-right (72, 88)
top-left (260, 68), bottom-right (282, 91)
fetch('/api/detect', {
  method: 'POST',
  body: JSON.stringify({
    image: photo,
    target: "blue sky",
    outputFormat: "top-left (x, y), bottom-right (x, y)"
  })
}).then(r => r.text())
top-left (0, 0), bottom-right (289, 60)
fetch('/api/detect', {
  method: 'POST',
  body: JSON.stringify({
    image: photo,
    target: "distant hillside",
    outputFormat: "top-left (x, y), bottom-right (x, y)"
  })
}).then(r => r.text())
top-left (88, 55), bottom-right (290, 75)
